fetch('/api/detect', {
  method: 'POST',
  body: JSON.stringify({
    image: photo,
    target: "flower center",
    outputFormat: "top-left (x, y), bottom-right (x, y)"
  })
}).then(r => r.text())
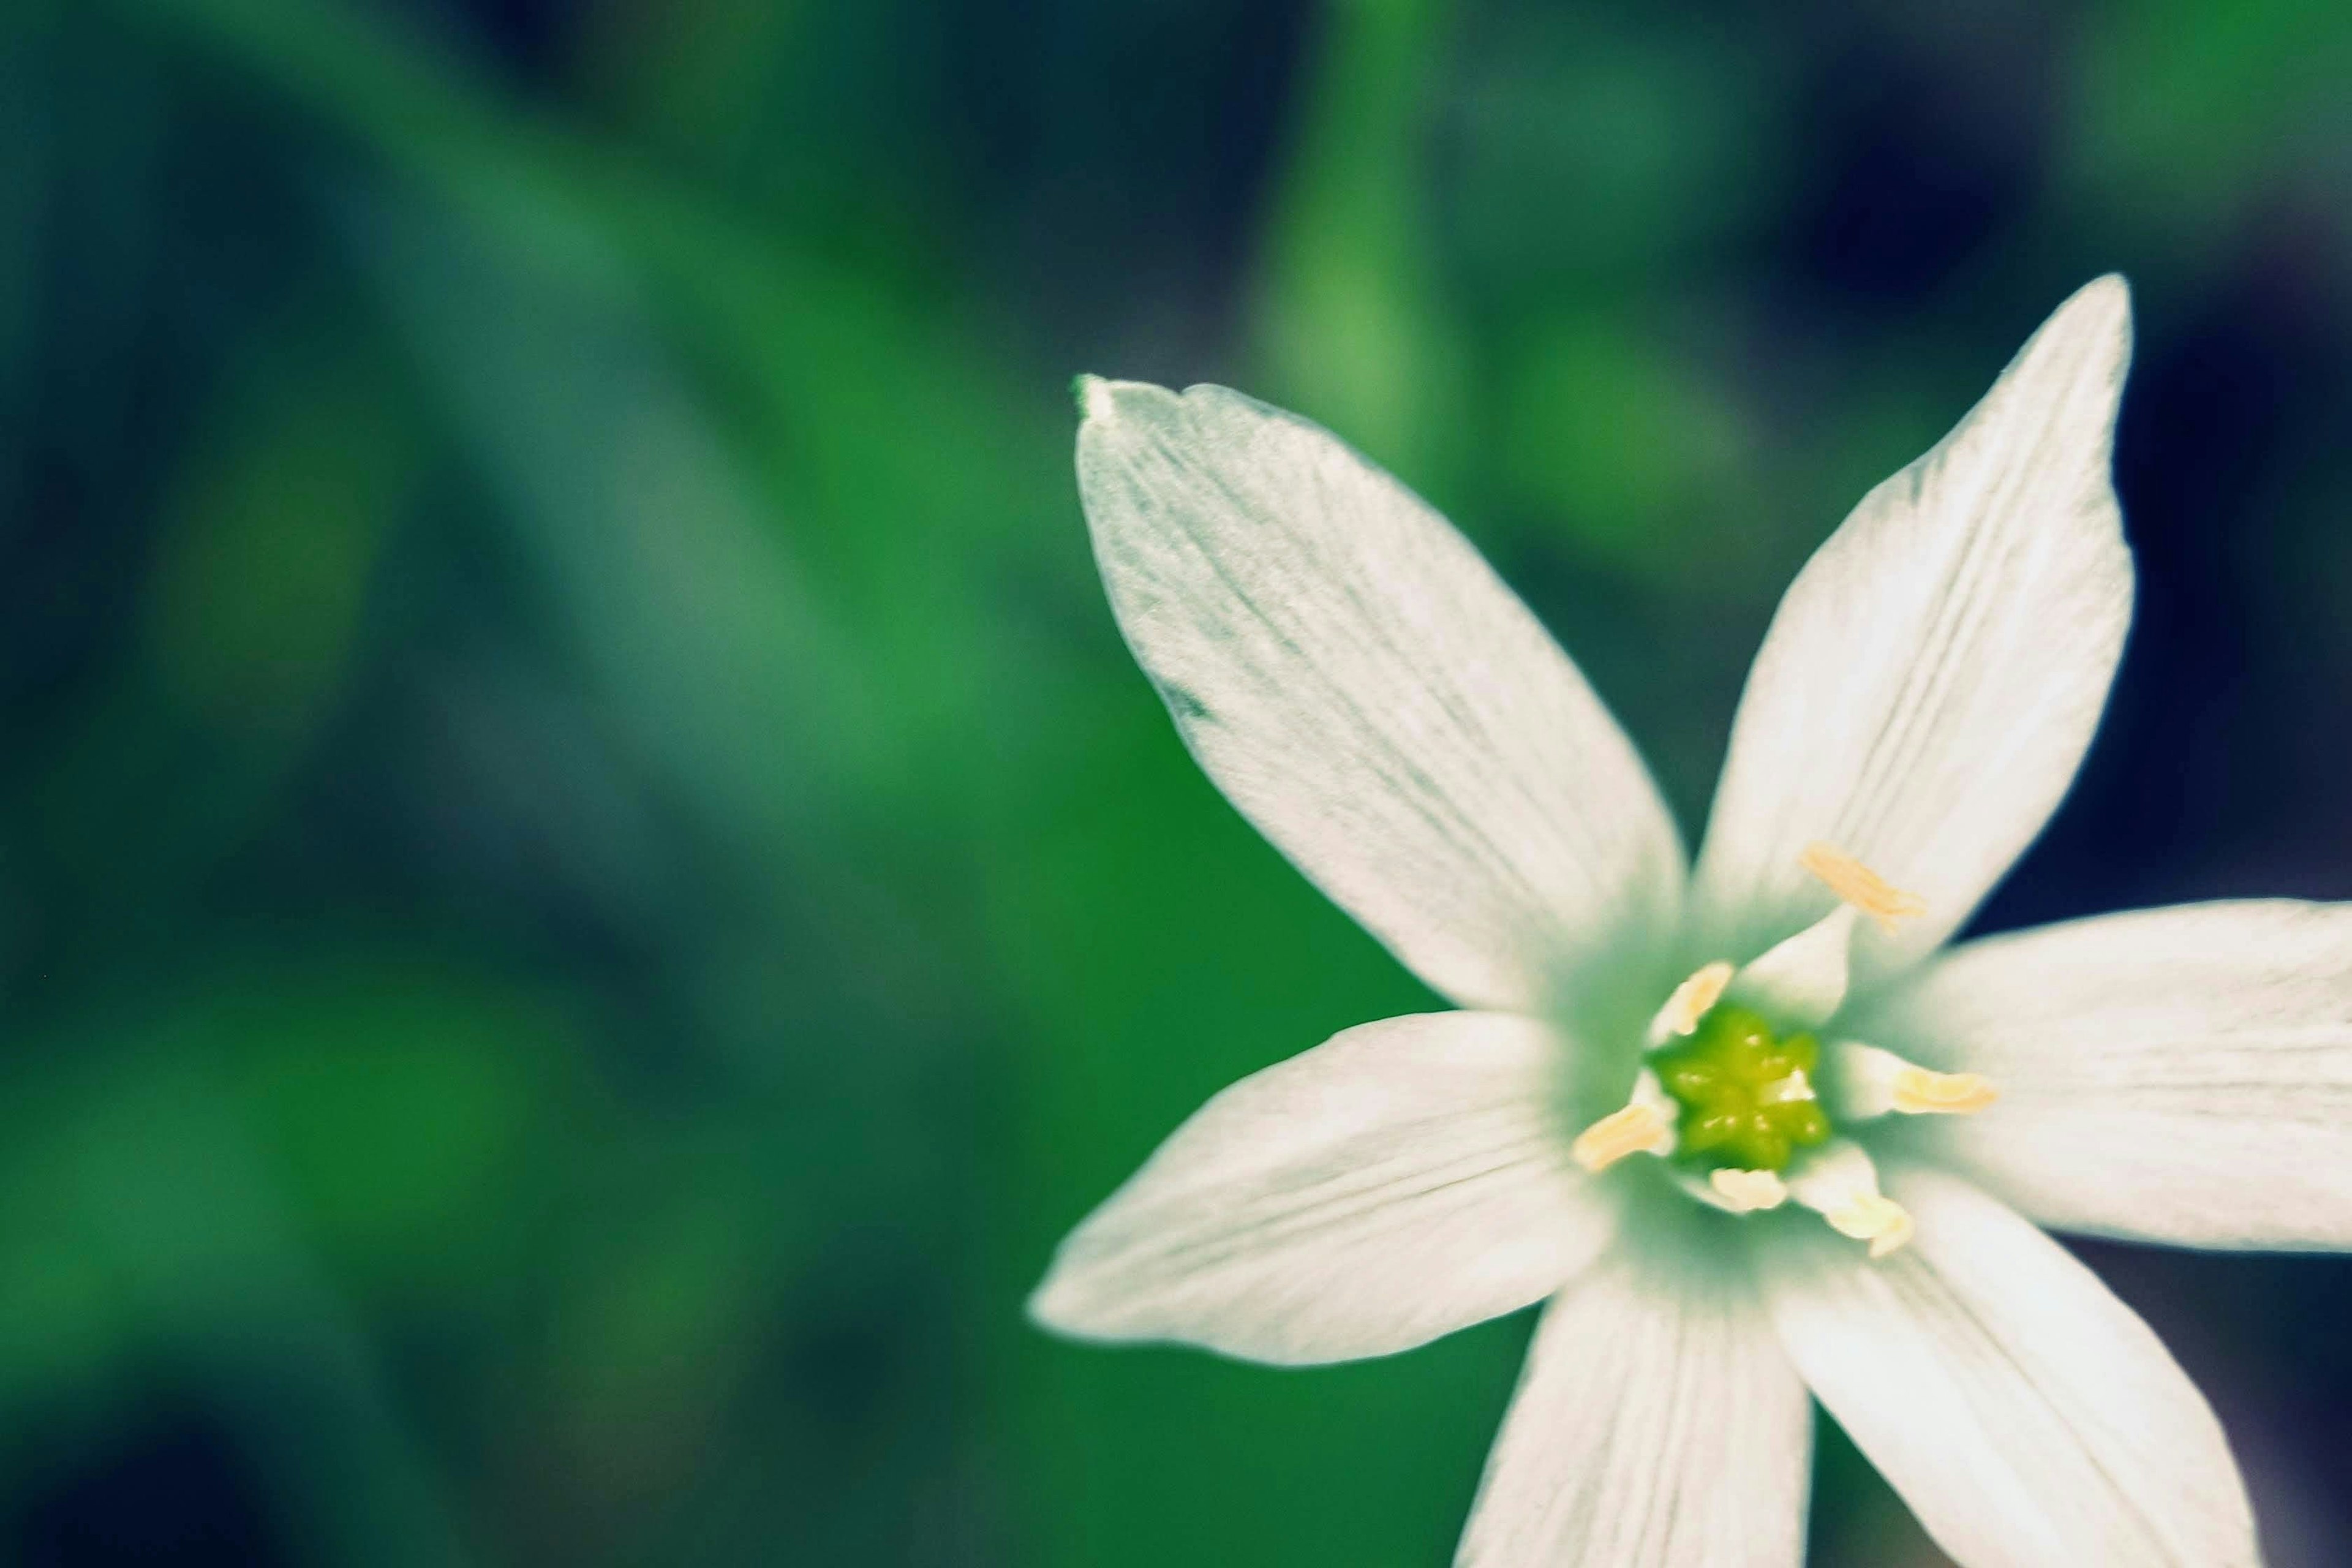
top-left (1566, 843), bottom-right (2001, 1257)
top-left (1649, 1003), bottom-right (1831, 1174)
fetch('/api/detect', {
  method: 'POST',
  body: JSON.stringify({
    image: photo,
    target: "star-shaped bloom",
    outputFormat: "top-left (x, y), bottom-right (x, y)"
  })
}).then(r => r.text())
top-left (1028, 277), bottom-right (2346, 1564)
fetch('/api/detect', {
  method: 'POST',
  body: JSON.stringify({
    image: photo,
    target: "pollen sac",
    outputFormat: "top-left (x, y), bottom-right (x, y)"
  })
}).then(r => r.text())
top-left (1648, 1004), bottom-right (1831, 1173)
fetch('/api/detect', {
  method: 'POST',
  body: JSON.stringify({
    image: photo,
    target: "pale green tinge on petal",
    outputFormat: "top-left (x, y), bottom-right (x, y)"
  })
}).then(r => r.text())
top-left (1027, 1012), bottom-right (1616, 1366)
top-left (1850, 899), bottom-right (2352, 1248)
top-left (1458, 1248), bottom-right (1809, 1568)
top-left (1758, 1167), bottom-right (2257, 1567)
top-left (1691, 277), bottom-right (2136, 977)
top-left (1074, 378), bottom-right (1685, 1013)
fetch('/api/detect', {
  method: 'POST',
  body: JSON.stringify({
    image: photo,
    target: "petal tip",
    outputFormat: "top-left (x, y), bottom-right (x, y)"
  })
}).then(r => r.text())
top-left (2082, 270), bottom-right (2132, 306)
top-left (2056, 273), bottom-right (2135, 353)
top-left (1023, 1267), bottom-right (1090, 1338)
top-left (1071, 373), bottom-right (1117, 424)
top-left (1072, 374), bottom-right (1167, 429)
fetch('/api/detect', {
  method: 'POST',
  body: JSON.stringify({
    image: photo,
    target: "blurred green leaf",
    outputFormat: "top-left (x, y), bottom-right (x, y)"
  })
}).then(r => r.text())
top-left (1253, 0), bottom-right (1467, 482)
top-left (0, 960), bottom-right (544, 1566)
top-left (2077, 0), bottom-right (2352, 203)
top-left (1497, 305), bottom-right (1752, 567)
top-left (146, 322), bottom-right (415, 737)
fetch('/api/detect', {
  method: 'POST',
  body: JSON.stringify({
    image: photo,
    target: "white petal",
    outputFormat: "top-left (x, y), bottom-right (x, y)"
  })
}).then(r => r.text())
top-left (1759, 1167), bottom-right (2256, 1567)
top-left (1077, 379), bottom-right (1684, 1011)
top-left (1692, 279), bottom-right (2135, 976)
top-left (1028, 1011), bottom-right (1614, 1365)
top-left (1850, 899), bottom-right (2352, 1247)
top-left (1459, 1247), bottom-right (1809, 1568)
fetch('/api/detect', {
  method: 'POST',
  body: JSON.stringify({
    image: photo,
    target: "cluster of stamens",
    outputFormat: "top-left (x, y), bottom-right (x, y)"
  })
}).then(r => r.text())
top-left (1569, 843), bottom-right (1998, 1260)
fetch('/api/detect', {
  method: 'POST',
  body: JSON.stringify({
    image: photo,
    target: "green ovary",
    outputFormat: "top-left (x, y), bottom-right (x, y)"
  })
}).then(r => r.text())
top-left (1649, 1004), bottom-right (1831, 1173)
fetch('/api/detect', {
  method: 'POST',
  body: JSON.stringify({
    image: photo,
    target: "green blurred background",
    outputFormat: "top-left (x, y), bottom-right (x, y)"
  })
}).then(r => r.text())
top-left (5, 0), bottom-right (2352, 1562)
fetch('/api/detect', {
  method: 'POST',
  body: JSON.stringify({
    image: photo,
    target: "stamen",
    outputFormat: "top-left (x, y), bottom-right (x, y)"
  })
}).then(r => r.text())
top-left (1834, 1042), bottom-right (1999, 1120)
top-left (1708, 1168), bottom-right (1788, 1212)
top-left (1648, 960), bottom-right (1735, 1043)
top-left (1727, 905), bottom-right (1857, 1028)
top-left (1892, 1066), bottom-right (1998, 1116)
top-left (1787, 1140), bottom-right (1915, 1259)
top-left (1800, 842), bottom-right (1926, 933)
top-left (1572, 1102), bottom-right (1674, 1172)
top-left (1825, 1194), bottom-right (1916, 1259)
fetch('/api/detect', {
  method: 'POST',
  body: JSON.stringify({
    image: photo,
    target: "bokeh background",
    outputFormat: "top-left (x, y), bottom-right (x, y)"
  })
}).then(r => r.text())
top-left (6, 0), bottom-right (2352, 1562)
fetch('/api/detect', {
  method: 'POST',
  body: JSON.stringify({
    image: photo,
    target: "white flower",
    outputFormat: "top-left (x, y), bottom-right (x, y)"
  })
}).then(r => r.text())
top-left (1028, 277), bottom-right (2340, 1565)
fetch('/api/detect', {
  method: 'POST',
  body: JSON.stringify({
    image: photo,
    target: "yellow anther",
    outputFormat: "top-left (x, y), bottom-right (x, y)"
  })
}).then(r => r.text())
top-left (1833, 1042), bottom-right (1999, 1122)
top-left (1709, 1168), bottom-right (1789, 1212)
top-left (1788, 1140), bottom-right (1913, 1259)
top-left (1572, 1103), bottom-right (1674, 1172)
top-left (1823, 1194), bottom-right (1916, 1259)
top-left (1800, 842), bottom-right (1926, 933)
top-left (1648, 960), bottom-right (1735, 1042)
top-left (1891, 1065), bottom-right (1999, 1117)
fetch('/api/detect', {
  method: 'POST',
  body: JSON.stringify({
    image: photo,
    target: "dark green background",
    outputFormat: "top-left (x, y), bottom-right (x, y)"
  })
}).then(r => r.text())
top-left (6, 1), bottom-right (2352, 1562)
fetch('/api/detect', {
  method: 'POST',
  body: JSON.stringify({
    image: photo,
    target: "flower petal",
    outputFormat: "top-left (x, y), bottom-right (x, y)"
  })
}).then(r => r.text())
top-left (1758, 1167), bottom-right (2256, 1567)
top-left (1458, 1246), bottom-right (1809, 1568)
top-left (1850, 900), bottom-right (2352, 1248)
top-left (1077, 379), bottom-right (1684, 1011)
top-left (1692, 279), bottom-right (2135, 976)
top-left (1028, 1011), bottom-right (1613, 1365)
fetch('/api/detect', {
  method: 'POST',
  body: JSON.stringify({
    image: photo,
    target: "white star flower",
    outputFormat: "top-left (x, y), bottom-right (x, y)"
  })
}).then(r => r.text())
top-left (1030, 277), bottom-right (2332, 1565)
